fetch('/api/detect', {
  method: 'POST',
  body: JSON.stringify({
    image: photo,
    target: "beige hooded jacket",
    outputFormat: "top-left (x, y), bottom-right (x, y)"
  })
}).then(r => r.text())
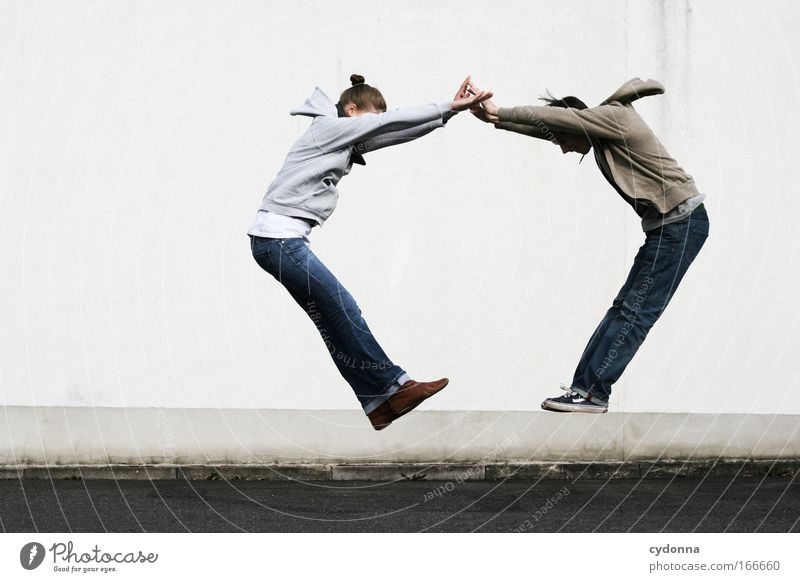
top-left (495, 78), bottom-right (699, 214)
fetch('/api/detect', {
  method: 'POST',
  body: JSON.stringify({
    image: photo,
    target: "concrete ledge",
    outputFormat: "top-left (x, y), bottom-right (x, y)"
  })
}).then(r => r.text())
top-left (2, 407), bottom-right (800, 465)
top-left (638, 459), bottom-right (800, 479)
top-left (176, 464), bottom-right (331, 481)
top-left (331, 463), bottom-right (485, 481)
top-left (0, 466), bottom-right (23, 479)
top-left (19, 466), bottom-right (177, 480)
top-left (1, 460), bottom-right (797, 481)
top-left (486, 462), bottom-right (640, 480)
top-left (487, 459), bottom-right (800, 480)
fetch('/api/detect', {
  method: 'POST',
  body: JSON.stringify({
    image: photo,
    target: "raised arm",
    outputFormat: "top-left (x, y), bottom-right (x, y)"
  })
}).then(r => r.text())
top-left (313, 76), bottom-right (492, 153)
top-left (311, 104), bottom-right (453, 153)
top-left (496, 104), bottom-right (628, 141)
top-left (494, 121), bottom-right (556, 141)
top-left (360, 76), bottom-right (473, 153)
top-left (468, 79), bottom-right (628, 141)
top-left (359, 113), bottom-right (456, 153)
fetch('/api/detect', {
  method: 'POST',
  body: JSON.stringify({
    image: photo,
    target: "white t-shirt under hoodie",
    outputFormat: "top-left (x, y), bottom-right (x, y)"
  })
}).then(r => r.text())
top-left (248, 210), bottom-right (313, 243)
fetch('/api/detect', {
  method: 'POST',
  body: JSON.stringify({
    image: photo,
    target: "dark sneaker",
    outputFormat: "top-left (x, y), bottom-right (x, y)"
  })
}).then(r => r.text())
top-left (541, 385), bottom-right (608, 413)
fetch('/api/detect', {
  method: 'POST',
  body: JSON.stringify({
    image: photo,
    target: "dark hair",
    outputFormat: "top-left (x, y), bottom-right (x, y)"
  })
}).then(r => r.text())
top-left (539, 90), bottom-right (588, 110)
top-left (540, 90), bottom-right (592, 156)
top-left (339, 74), bottom-right (387, 112)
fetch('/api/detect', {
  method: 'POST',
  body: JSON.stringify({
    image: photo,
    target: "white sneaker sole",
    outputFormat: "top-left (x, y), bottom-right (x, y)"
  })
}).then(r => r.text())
top-left (541, 400), bottom-right (608, 413)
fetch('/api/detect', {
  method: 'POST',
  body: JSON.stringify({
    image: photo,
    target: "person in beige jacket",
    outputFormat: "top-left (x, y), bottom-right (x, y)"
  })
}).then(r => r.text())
top-left (470, 78), bottom-right (709, 412)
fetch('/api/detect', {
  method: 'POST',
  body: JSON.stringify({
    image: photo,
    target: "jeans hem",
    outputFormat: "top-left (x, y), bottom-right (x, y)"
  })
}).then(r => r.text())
top-left (571, 385), bottom-right (609, 407)
top-left (362, 371), bottom-right (408, 415)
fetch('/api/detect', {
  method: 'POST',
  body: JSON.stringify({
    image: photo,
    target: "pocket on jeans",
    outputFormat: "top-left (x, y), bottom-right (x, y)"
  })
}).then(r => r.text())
top-left (250, 238), bottom-right (276, 272)
top-left (281, 238), bottom-right (309, 260)
top-left (252, 249), bottom-right (275, 273)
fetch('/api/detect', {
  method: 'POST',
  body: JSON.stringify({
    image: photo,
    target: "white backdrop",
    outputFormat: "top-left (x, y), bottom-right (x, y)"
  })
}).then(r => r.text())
top-left (1, 0), bottom-right (799, 416)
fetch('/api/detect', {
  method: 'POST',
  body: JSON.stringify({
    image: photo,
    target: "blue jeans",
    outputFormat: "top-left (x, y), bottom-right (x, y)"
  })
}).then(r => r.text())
top-left (571, 205), bottom-right (710, 405)
top-left (250, 236), bottom-right (407, 414)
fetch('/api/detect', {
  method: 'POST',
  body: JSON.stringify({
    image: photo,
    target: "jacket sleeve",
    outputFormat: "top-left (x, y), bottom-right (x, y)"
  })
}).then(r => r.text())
top-left (311, 103), bottom-right (453, 153)
top-left (496, 104), bottom-right (629, 141)
top-left (360, 110), bottom-right (457, 153)
top-left (495, 121), bottom-right (556, 141)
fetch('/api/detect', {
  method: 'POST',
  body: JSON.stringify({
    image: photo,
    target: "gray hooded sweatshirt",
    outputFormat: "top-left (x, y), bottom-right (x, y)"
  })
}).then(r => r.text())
top-left (256, 87), bottom-right (455, 226)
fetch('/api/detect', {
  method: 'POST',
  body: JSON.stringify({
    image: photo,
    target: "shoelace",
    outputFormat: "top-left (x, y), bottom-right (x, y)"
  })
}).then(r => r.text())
top-left (559, 383), bottom-right (578, 396)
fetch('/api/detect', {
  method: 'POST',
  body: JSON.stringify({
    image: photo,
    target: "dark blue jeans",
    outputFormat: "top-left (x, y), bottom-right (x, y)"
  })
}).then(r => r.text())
top-left (250, 236), bottom-right (407, 414)
top-left (571, 205), bottom-right (710, 405)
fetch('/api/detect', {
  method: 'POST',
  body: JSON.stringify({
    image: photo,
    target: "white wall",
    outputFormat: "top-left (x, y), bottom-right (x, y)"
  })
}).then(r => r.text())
top-left (1, 0), bottom-right (799, 420)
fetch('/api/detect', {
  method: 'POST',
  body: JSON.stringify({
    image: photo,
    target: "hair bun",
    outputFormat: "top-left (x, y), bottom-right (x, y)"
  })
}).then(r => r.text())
top-left (350, 74), bottom-right (365, 86)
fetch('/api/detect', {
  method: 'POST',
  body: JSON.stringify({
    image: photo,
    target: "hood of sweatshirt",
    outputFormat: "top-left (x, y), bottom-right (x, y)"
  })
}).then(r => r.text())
top-left (289, 87), bottom-right (337, 118)
top-left (600, 78), bottom-right (664, 106)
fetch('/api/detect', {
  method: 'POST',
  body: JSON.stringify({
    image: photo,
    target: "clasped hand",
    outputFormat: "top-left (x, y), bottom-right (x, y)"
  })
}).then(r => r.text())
top-left (450, 75), bottom-right (494, 113)
top-left (466, 79), bottom-right (499, 123)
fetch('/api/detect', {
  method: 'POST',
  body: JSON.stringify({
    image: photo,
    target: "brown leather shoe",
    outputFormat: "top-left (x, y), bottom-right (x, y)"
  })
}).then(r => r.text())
top-left (367, 400), bottom-right (396, 431)
top-left (387, 378), bottom-right (449, 418)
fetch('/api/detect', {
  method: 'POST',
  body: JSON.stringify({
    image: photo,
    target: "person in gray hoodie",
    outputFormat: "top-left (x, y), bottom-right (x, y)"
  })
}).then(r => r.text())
top-left (249, 74), bottom-right (492, 430)
top-left (469, 78), bottom-right (709, 413)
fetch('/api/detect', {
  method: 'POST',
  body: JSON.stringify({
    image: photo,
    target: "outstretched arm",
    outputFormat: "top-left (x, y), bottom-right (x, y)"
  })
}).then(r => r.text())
top-left (495, 121), bottom-right (557, 141)
top-left (497, 104), bottom-right (628, 141)
top-left (360, 76), bottom-right (485, 153)
top-left (359, 117), bottom-right (451, 153)
top-left (468, 79), bottom-right (628, 141)
top-left (313, 76), bottom-right (493, 153)
top-left (472, 99), bottom-right (560, 142)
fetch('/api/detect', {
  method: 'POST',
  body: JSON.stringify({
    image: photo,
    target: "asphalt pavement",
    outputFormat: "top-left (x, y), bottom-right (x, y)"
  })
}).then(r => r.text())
top-left (1, 475), bottom-right (798, 533)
